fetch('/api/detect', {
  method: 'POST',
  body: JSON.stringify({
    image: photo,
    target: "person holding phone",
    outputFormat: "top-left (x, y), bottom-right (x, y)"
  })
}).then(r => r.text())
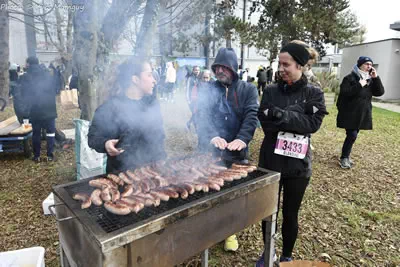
top-left (336, 56), bottom-right (384, 169)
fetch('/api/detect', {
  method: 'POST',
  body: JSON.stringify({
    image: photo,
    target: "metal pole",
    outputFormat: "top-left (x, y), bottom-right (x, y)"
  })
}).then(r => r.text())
top-left (240, 0), bottom-right (247, 69)
top-left (201, 249), bottom-right (209, 267)
top-left (263, 213), bottom-right (277, 267)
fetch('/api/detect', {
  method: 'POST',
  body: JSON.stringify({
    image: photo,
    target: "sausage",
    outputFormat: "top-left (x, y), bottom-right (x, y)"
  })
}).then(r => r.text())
top-left (89, 178), bottom-right (117, 189)
top-left (179, 183), bottom-right (195, 195)
top-left (127, 195), bottom-right (154, 207)
top-left (126, 170), bottom-right (141, 182)
top-left (139, 180), bottom-right (151, 193)
top-left (101, 187), bottom-right (112, 202)
top-left (150, 191), bottom-right (170, 202)
top-left (110, 188), bottom-right (121, 202)
top-left (145, 178), bottom-right (157, 190)
top-left (167, 185), bottom-right (189, 199)
top-left (154, 188), bottom-right (179, 199)
top-left (90, 189), bottom-right (103, 206)
top-left (202, 177), bottom-right (224, 187)
top-left (209, 163), bottom-right (228, 171)
top-left (117, 172), bottom-right (133, 185)
top-left (231, 163), bottom-right (257, 172)
top-left (207, 181), bottom-right (221, 191)
top-left (104, 201), bottom-right (131, 215)
top-left (121, 184), bottom-right (134, 198)
top-left (223, 169), bottom-right (247, 178)
top-left (189, 181), bottom-right (205, 192)
top-left (72, 193), bottom-right (92, 209)
top-left (215, 172), bottom-right (239, 181)
top-left (190, 167), bottom-right (205, 178)
top-left (205, 168), bottom-right (221, 175)
top-left (136, 192), bottom-right (161, 206)
top-left (107, 174), bottom-right (124, 186)
top-left (119, 198), bottom-right (144, 213)
top-left (144, 166), bottom-right (161, 177)
top-left (151, 176), bottom-right (169, 187)
top-left (88, 179), bottom-right (107, 189)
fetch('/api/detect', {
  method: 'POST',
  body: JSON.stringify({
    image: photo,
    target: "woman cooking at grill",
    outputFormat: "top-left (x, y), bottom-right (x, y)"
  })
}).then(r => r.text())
top-left (88, 58), bottom-right (167, 173)
top-left (255, 42), bottom-right (328, 265)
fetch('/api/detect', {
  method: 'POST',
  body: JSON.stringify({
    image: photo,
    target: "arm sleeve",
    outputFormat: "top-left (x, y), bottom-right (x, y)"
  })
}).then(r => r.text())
top-left (339, 76), bottom-right (362, 97)
top-left (235, 84), bottom-right (259, 144)
top-left (87, 102), bottom-right (119, 154)
top-left (258, 88), bottom-right (327, 134)
top-left (370, 77), bottom-right (385, 97)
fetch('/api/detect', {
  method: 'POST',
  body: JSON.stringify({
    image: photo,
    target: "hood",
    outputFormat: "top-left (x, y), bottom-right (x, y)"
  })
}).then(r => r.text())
top-left (352, 64), bottom-right (370, 80)
top-left (211, 48), bottom-right (239, 81)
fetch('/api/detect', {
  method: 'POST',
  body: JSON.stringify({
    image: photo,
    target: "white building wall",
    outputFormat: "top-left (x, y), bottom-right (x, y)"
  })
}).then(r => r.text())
top-left (9, 15), bottom-right (28, 67)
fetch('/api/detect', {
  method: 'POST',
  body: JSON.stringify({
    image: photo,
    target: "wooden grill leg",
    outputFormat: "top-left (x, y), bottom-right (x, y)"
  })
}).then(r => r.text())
top-left (263, 213), bottom-right (277, 267)
top-left (201, 249), bottom-right (209, 267)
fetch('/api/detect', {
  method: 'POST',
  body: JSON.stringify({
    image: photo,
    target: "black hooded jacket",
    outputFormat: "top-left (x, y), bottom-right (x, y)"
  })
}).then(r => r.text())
top-left (196, 48), bottom-right (259, 158)
top-left (19, 65), bottom-right (57, 121)
top-left (88, 95), bottom-right (167, 173)
top-left (258, 76), bottom-right (327, 179)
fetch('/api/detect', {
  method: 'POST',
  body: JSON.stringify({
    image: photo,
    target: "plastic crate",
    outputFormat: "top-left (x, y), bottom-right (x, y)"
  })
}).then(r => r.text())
top-left (0, 246), bottom-right (45, 267)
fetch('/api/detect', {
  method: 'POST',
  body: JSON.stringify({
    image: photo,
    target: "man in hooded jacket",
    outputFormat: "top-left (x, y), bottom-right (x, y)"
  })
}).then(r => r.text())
top-left (196, 48), bottom-right (259, 252)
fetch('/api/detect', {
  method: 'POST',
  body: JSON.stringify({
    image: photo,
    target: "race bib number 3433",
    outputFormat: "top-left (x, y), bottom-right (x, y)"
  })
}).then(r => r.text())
top-left (274, 132), bottom-right (309, 159)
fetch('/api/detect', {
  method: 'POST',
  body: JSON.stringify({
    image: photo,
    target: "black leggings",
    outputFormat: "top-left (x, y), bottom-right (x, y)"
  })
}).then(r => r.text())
top-left (262, 177), bottom-right (310, 258)
top-left (341, 129), bottom-right (359, 159)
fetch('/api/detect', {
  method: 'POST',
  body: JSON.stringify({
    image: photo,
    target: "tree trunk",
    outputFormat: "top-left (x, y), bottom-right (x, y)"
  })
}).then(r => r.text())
top-left (23, 0), bottom-right (37, 57)
top-left (204, 11), bottom-right (211, 69)
top-left (0, 0), bottom-right (9, 102)
top-left (73, 0), bottom-right (99, 121)
top-left (135, 0), bottom-right (160, 56)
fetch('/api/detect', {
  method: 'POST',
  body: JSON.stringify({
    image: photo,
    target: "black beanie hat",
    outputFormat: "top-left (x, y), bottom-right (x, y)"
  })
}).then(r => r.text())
top-left (26, 56), bottom-right (39, 65)
top-left (280, 43), bottom-right (310, 66)
top-left (357, 56), bottom-right (373, 68)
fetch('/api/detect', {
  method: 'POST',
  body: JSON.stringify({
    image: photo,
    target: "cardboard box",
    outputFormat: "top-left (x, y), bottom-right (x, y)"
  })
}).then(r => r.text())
top-left (42, 192), bottom-right (54, 215)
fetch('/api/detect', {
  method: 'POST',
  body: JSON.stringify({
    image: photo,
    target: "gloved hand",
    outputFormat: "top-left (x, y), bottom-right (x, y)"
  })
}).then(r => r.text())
top-left (263, 106), bottom-right (284, 121)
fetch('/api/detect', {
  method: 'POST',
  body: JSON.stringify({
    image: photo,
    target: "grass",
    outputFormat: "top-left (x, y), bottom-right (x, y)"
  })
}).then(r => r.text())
top-left (1, 94), bottom-right (399, 266)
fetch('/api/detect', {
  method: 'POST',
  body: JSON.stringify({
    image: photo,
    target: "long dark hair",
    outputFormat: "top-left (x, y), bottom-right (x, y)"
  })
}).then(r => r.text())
top-left (111, 57), bottom-right (149, 96)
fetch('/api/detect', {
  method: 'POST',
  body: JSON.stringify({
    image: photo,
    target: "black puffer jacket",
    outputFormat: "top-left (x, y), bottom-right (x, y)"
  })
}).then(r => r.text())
top-left (88, 95), bottom-right (167, 173)
top-left (336, 69), bottom-right (384, 130)
top-left (196, 48), bottom-right (259, 158)
top-left (20, 65), bottom-right (57, 121)
top-left (258, 76), bottom-right (327, 179)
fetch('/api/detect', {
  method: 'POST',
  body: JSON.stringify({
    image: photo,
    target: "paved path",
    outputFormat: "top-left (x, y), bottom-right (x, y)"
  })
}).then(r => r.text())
top-left (372, 102), bottom-right (400, 113)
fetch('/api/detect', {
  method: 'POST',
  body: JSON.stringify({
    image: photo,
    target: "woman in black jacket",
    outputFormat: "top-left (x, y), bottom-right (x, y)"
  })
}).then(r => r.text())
top-left (336, 56), bottom-right (384, 169)
top-left (88, 58), bottom-right (167, 173)
top-left (255, 43), bottom-right (327, 265)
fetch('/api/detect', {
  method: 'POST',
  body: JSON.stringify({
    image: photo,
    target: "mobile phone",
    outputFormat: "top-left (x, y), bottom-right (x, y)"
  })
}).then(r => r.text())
top-left (369, 68), bottom-right (373, 74)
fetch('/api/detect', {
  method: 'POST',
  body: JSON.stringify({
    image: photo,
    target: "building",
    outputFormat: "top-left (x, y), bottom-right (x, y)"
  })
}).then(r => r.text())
top-left (340, 38), bottom-right (400, 101)
top-left (313, 54), bottom-right (342, 75)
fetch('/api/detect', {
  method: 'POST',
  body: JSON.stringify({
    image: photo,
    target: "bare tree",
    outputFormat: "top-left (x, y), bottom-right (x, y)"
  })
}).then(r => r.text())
top-left (0, 0), bottom-right (9, 101)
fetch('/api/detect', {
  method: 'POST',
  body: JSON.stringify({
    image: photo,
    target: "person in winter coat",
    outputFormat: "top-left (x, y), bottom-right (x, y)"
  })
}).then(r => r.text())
top-left (255, 42), bottom-right (328, 265)
top-left (196, 47), bottom-right (259, 252)
top-left (256, 66), bottom-right (267, 95)
top-left (88, 58), bottom-right (166, 173)
top-left (336, 56), bottom-right (384, 169)
top-left (186, 66), bottom-right (201, 130)
top-left (20, 56), bottom-right (57, 162)
top-left (165, 62), bottom-right (177, 102)
top-left (266, 66), bottom-right (273, 84)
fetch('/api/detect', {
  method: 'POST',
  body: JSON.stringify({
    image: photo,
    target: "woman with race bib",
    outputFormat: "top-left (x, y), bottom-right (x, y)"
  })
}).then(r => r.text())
top-left (255, 42), bottom-right (328, 265)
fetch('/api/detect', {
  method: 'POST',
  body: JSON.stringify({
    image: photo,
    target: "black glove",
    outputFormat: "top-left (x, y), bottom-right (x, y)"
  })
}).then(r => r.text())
top-left (263, 106), bottom-right (284, 120)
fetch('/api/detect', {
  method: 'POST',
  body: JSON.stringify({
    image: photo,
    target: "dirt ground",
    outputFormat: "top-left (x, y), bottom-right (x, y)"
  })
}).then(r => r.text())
top-left (0, 93), bottom-right (399, 266)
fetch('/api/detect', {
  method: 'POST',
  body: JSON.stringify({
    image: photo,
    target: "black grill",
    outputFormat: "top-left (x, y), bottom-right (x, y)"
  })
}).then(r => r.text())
top-left (65, 170), bottom-right (267, 233)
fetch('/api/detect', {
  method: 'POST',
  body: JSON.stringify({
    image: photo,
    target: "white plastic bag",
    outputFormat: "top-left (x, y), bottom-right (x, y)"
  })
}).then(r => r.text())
top-left (74, 119), bottom-right (106, 180)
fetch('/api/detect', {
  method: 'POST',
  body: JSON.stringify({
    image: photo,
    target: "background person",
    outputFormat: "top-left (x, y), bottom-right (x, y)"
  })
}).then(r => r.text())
top-left (256, 66), bottom-right (267, 95)
top-left (256, 42), bottom-right (328, 265)
top-left (88, 58), bottom-right (167, 173)
top-left (336, 56), bottom-right (384, 169)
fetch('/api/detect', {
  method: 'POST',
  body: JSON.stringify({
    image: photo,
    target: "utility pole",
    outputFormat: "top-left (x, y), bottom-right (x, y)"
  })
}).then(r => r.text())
top-left (240, 0), bottom-right (247, 69)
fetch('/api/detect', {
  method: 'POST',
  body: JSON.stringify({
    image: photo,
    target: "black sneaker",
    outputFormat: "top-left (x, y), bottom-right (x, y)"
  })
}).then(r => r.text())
top-left (32, 156), bottom-right (40, 163)
top-left (339, 157), bottom-right (351, 169)
top-left (47, 155), bottom-right (54, 162)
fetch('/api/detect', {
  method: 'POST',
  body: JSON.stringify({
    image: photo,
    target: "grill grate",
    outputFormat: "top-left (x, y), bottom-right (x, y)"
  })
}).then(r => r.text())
top-left (65, 170), bottom-right (267, 233)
